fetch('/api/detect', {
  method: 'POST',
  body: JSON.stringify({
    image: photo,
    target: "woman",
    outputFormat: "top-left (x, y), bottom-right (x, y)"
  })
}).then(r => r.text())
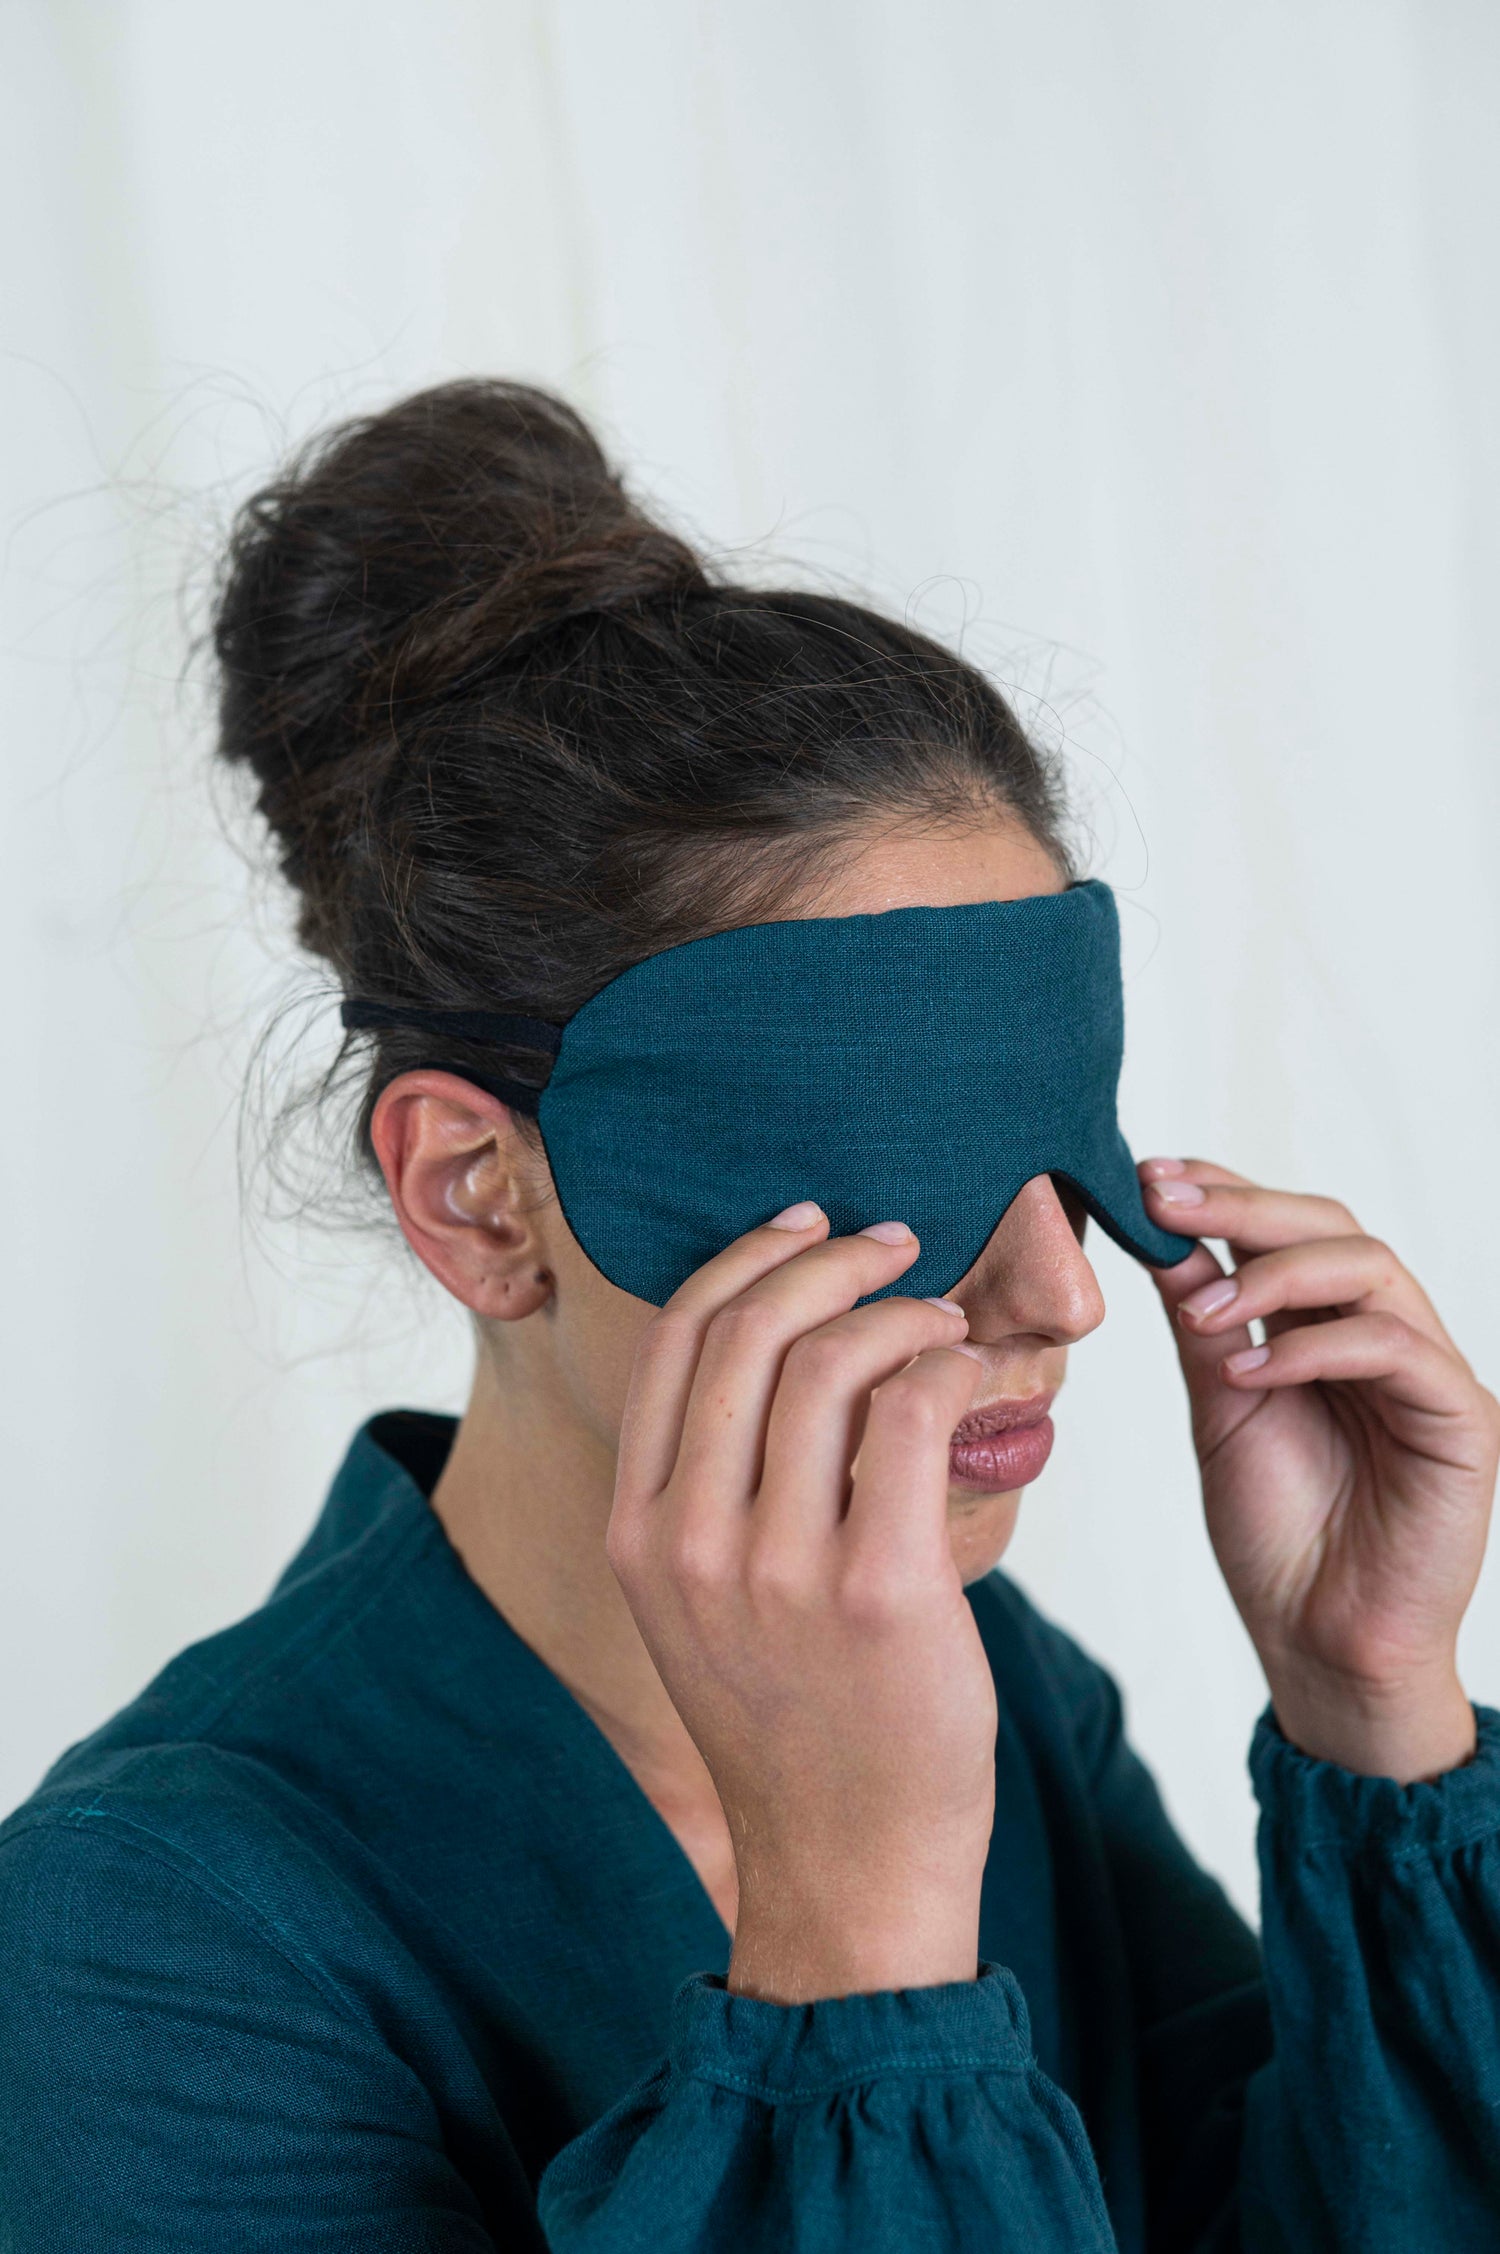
top-left (2, 380), bottom-right (1497, 2252)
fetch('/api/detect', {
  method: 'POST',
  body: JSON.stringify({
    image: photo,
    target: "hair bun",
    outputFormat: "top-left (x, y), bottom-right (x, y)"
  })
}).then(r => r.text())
top-left (211, 380), bottom-right (707, 942)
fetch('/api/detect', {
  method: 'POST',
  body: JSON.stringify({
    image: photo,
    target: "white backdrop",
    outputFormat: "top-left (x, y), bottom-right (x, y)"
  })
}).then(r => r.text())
top-left (4, 0), bottom-right (1498, 1920)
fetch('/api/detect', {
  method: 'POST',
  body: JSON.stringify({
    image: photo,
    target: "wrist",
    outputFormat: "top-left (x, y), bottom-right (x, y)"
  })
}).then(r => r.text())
top-left (728, 1872), bottom-right (983, 2003)
top-left (1262, 1654), bottom-right (1476, 1783)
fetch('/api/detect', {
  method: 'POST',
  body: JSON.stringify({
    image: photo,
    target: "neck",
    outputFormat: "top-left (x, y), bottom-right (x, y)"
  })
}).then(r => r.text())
top-left (429, 1328), bottom-right (712, 1803)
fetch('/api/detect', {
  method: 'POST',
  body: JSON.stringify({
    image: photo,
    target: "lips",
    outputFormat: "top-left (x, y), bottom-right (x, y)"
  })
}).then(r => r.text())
top-left (947, 1389), bottom-right (1058, 1493)
top-left (950, 1390), bottom-right (1056, 1445)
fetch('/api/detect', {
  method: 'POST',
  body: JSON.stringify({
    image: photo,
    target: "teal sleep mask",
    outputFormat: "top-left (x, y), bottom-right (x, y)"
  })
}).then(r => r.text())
top-left (342, 878), bottom-right (1196, 1305)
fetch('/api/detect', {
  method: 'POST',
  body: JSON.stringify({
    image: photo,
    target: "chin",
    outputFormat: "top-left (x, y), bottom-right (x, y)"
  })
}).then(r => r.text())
top-left (948, 1484), bottom-right (1023, 1583)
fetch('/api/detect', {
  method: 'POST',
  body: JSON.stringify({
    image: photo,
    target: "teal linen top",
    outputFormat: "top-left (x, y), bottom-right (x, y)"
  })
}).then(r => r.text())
top-left (2, 1409), bottom-right (1498, 2249)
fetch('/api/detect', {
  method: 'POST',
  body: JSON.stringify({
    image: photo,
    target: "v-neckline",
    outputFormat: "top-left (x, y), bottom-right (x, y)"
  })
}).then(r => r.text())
top-left (477, 1582), bottom-right (736, 1956)
top-left (385, 1414), bottom-right (737, 1959)
top-left (545, 1672), bottom-right (739, 1951)
top-left (336, 1416), bottom-right (1138, 2225)
top-left (351, 1406), bottom-right (1100, 2127)
top-left (373, 1412), bottom-right (1084, 2012)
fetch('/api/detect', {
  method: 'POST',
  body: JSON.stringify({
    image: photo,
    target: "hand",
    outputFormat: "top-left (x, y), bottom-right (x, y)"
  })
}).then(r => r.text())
top-left (605, 1206), bottom-right (997, 2004)
top-left (1141, 1157), bottom-right (1499, 1781)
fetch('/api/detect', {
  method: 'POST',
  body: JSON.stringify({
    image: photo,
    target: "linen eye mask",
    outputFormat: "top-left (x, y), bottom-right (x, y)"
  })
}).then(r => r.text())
top-left (342, 878), bottom-right (1196, 1306)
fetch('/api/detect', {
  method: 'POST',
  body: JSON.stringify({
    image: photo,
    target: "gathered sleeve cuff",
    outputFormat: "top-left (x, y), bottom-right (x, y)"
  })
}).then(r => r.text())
top-left (666, 1955), bottom-right (1034, 2097)
top-left (1248, 1696), bottom-right (1500, 1857)
top-left (537, 1959), bottom-right (1119, 2252)
top-left (1237, 1698), bottom-right (1500, 2251)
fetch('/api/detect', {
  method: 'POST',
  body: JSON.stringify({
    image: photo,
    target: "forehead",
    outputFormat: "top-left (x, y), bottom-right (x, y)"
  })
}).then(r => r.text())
top-left (789, 819), bottom-right (1066, 920)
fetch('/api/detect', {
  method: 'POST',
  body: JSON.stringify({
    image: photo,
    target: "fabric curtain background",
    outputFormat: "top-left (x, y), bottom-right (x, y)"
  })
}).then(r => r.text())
top-left (4, 0), bottom-right (1497, 1919)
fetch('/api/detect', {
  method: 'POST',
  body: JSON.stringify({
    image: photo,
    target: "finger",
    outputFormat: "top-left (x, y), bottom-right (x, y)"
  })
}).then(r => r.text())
top-left (843, 1345), bottom-right (986, 1578)
top-left (751, 1296), bottom-right (974, 1554)
top-left (1174, 1231), bottom-right (1464, 1359)
top-left (670, 1227), bottom-right (939, 1503)
top-left (613, 1205), bottom-right (831, 1514)
top-left (1141, 1171), bottom-right (1365, 1259)
top-left (1138, 1154), bottom-right (1259, 1191)
top-left (1215, 1310), bottom-right (1483, 1455)
top-left (1140, 1157), bottom-right (1465, 1358)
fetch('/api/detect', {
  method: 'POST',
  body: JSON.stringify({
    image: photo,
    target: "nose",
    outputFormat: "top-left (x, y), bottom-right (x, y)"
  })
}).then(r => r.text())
top-left (945, 1173), bottom-right (1106, 1345)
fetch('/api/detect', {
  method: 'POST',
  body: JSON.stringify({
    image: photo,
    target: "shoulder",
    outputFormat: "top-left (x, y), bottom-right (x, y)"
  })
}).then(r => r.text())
top-left (0, 1439), bottom-right (443, 2000)
top-left (0, 1779), bottom-right (482, 2249)
top-left (4, 1415), bottom-right (441, 1848)
top-left (0, 1744), bottom-right (377, 2033)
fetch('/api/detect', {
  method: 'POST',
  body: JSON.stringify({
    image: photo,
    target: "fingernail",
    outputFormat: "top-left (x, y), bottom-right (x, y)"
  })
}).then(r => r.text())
top-left (949, 1342), bottom-right (985, 1362)
top-left (1222, 1344), bottom-right (1270, 1374)
top-left (859, 1220), bottom-right (914, 1243)
top-left (1149, 1178), bottom-right (1206, 1205)
top-left (766, 1201), bottom-right (824, 1230)
top-left (1178, 1278), bottom-right (1238, 1321)
top-left (1139, 1155), bottom-right (1186, 1176)
top-left (922, 1295), bottom-right (966, 1315)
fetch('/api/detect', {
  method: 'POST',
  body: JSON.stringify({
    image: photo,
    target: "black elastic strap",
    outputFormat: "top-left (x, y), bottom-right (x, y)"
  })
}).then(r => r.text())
top-left (339, 998), bottom-right (565, 1118)
top-left (396, 1058), bottom-right (549, 1117)
top-left (340, 998), bottom-right (564, 1053)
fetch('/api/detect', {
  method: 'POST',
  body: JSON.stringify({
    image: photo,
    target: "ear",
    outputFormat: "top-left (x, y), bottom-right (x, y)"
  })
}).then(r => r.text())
top-left (369, 1071), bottom-right (554, 1320)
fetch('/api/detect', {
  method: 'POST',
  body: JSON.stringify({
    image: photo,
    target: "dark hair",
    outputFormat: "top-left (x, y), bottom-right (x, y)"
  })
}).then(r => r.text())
top-left (212, 379), bottom-right (1079, 1178)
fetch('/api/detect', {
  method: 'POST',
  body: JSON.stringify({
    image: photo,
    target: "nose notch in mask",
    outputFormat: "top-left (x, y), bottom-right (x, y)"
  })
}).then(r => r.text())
top-left (943, 1171), bottom-right (1108, 1341)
